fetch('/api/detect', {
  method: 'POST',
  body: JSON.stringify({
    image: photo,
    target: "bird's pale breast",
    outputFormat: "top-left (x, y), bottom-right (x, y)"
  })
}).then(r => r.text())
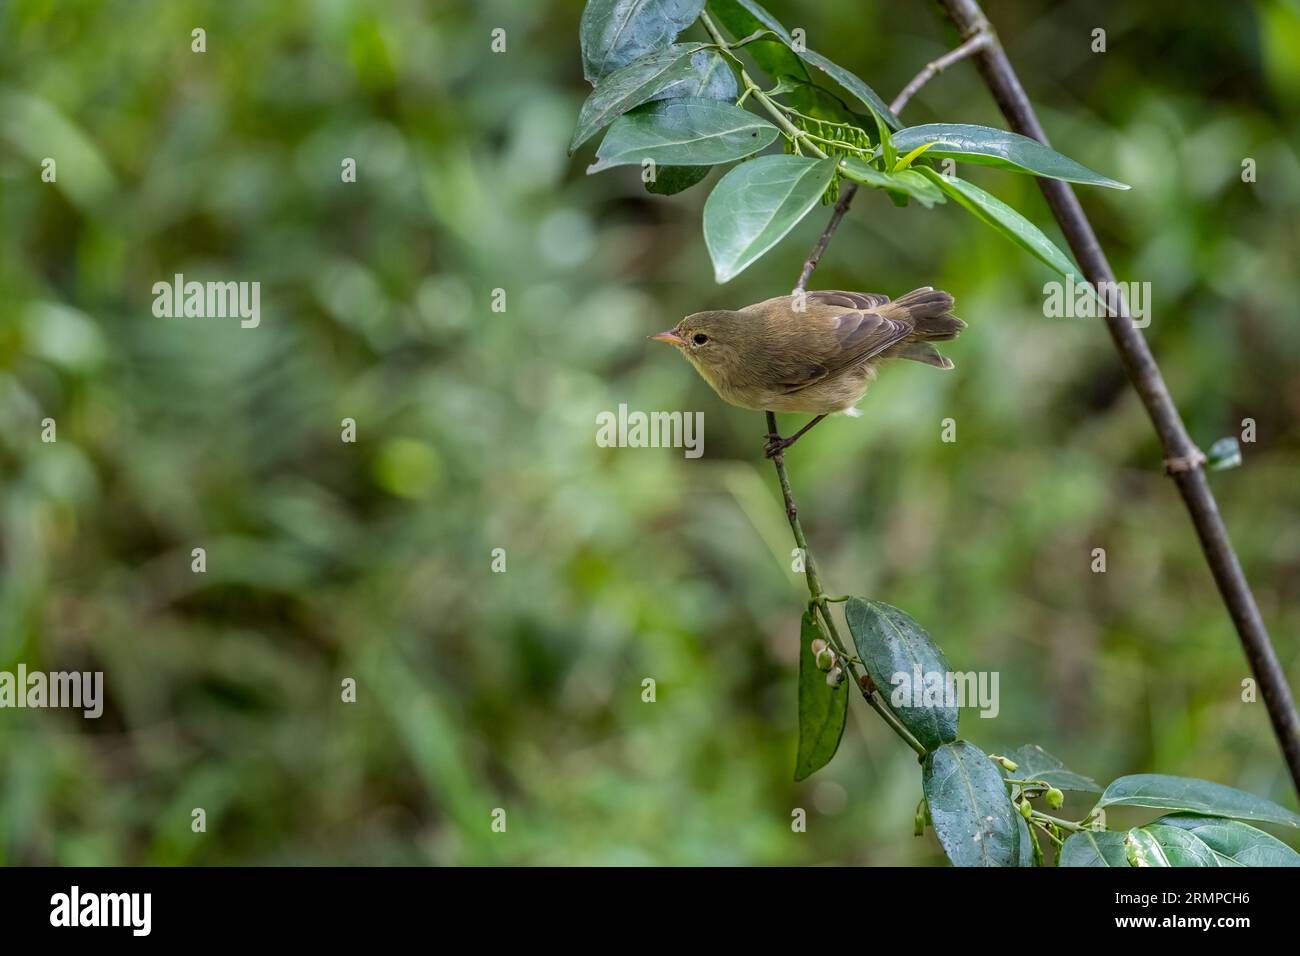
top-left (720, 362), bottom-right (878, 415)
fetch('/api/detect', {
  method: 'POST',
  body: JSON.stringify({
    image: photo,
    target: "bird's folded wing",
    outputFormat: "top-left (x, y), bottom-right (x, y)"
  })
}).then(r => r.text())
top-left (825, 309), bottom-right (913, 373)
top-left (806, 290), bottom-right (892, 311)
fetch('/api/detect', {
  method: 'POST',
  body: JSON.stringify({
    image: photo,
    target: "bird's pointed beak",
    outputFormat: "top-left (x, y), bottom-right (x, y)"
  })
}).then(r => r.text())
top-left (650, 329), bottom-right (686, 346)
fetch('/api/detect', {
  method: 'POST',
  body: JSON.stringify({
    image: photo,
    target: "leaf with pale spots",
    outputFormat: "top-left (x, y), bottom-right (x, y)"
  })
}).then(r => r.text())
top-left (923, 741), bottom-right (1020, 867)
top-left (580, 0), bottom-right (707, 83)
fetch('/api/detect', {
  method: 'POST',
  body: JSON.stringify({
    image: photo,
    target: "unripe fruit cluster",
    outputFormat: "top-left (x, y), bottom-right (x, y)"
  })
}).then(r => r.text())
top-left (810, 638), bottom-right (843, 687)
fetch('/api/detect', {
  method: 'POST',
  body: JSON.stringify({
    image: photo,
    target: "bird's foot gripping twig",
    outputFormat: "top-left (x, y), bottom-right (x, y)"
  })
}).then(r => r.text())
top-left (763, 414), bottom-right (828, 459)
top-left (764, 435), bottom-right (791, 459)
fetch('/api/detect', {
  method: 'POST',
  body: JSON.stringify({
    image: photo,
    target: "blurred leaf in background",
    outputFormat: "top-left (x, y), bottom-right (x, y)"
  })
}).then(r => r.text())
top-left (0, 0), bottom-right (1297, 865)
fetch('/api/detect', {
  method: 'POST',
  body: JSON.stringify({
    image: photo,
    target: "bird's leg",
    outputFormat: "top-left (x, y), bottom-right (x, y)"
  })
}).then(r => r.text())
top-left (763, 414), bottom-right (828, 459)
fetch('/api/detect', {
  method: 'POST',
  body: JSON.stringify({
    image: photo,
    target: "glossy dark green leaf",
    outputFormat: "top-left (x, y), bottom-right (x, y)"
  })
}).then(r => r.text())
top-left (795, 48), bottom-right (901, 130)
top-left (650, 50), bottom-right (738, 195)
top-left (1059, 830), bottom-right (1129, 867)
top-left (706, 0), bottom-right (899, 143)
top-left (1005, 744), bottom-right (1101, 793)
top-left (660, 48), bottom-right (739, 101)
top-left (703, 154), bottom-right (836, 282)
top-left (590, 97), bottom-right (777, 173)
top-left (923, 741), bottom-right (1020, 867)
top-left (706, 0), bottom-right (809, 83)
top-left (1127, 824), bottom-right (1219, 867)
top-left (795, 610), bottom-right (847, 781)
top-left (918, 168), bottom-right (1080, 281)
top-left (580, 0), bottom-right (707, 83)
top-left (709, 1), bottom-right (898, 126)
top-left (1096, 774), bottom-right (1300, 828)
top-left (844, 598), bottom-right (957, 751)
top-left (721, 0), bottom-right (789, 42)
top-left (1156, 813), bottom-right (1300, 866)
top-left (645, 163), bottom-right (712, 194)
top-left (892, 124), bottom-right (1129, 189)
top-left (570, 43), bottom-right (708, 153)
top-left (838, 158), bottom-right (945, 208)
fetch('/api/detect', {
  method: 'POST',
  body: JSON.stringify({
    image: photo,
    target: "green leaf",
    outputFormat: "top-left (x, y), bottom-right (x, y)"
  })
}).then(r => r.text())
top-left (590, 97), bottom-right (778, 173)
top-left (918, 168), bottom-right (1081, 281)
top-left (794, 610), bottom-right (847, 781)
top-left (1096, 774), bottom-right (1300, 828)
top-left (650, 50), bottom-right (738, 195)
top-left (645, 163), bottom-right (712, 194)
top-left (844, 598), bottom-right (957, 751)
top-left (1005, 744), bottom-right (1101, 793)
top-left (885, 171), bottom-right (943, 208)
top-left (892, 124), bottom-right (1129, 189)
top-left (1127, 825), bottom-right (1219, 867)
top-left (1059, 830), bottom-right (1129, 867)
top-left (923, 741), bottom-right (1021, 867)
top-left (570, 43), bottom-right (709, 154)
top-left (706, 0), bottom-right (809, 83)
top-left (1124, 827), bottom-right (1171, 867)
top-left (703, 154), bottom-right (836, 282)
top-left (580, 0), bottom-right (707, 83)
top-left (794, 48), bottom-right (902, 131)
top-left (707, 1), bottom-right (900, 128)
top-left (660, 48), bottom-right (738, 101)
top-left (707, 7), bottom-right (806, 84)
top-left (719, 0), bottom-right (790, 43)
top-left (838, 158), bottom-right (946, 209)
top-left (1157, 814), bottom-right (1300, 866)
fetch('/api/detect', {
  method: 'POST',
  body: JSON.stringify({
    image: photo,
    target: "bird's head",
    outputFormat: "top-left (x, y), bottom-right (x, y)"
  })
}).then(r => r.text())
top-left (650, 310), bottom-right (753, 386)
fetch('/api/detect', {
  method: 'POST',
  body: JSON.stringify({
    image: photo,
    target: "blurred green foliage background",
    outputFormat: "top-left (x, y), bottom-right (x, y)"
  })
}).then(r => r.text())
top-left (1, 0), bottom-right (1298, 865)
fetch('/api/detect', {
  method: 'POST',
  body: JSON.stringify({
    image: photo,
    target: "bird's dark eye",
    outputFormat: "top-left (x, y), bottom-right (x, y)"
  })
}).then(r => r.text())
top-left (692, 333), bottom-right (709, 345)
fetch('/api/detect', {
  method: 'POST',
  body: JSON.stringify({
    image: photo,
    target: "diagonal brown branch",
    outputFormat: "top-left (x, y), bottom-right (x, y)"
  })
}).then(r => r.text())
top-left (922, 0), bottom-right (1300, 795)
top-left (890, 30), bottom-right (992, 116)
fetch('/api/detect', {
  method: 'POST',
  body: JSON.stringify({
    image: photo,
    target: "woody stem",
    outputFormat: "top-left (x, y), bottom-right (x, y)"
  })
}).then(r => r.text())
top-left (936, 0), bottom-right (1300, 795)
top-left (765, 413), bottom-right (928, 758)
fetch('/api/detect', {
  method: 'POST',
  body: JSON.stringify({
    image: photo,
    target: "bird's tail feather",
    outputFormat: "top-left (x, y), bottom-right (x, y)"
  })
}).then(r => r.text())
top-left (891, 287), bottom-right (965, 341)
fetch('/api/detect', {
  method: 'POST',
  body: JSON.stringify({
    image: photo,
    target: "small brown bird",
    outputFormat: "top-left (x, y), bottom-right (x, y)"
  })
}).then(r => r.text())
top-left (651, 288), bottom-right (965, 457)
